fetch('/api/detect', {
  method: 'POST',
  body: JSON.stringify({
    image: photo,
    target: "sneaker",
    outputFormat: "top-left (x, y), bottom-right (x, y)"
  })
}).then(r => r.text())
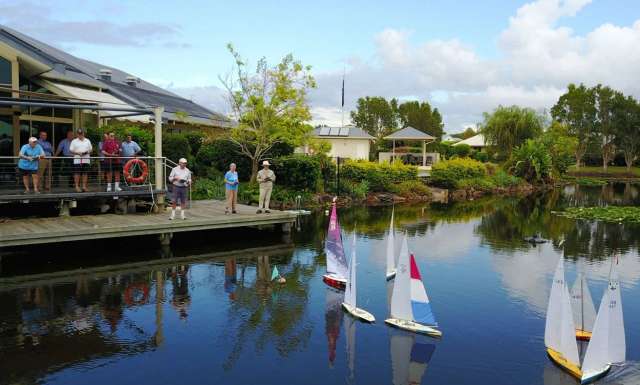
top-left (115, 186), bottom-right (122, 192)
top-left (225, 208), bottom-right (229, 215)
top-left (107, 185), bottom-right (112, 192)
top-left (256, 209), bottom-right (262, 214)
top-left (265, 210), bottom-right (270, 213)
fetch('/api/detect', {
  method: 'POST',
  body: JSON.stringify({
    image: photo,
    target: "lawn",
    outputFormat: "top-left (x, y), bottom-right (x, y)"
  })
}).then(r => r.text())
top-left (567, 165), bottom-right (640, 178)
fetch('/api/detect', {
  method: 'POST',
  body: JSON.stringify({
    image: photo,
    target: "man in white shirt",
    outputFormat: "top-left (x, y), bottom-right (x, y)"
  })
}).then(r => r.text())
top-left (168, 158), bottom-right (192, 220)
top-left (256, 160), bottom-right (275, 213)
top-left (69, 129), bottom-right (93, 192)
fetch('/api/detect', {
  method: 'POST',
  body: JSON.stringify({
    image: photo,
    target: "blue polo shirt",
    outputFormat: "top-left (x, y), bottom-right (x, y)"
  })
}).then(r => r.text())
top-left (121, 141), bottom-right (141, 157)
top-left (56, 138), bottom-right (73, 157)
top-left (225, 171), bottom-right (239, 190)
top-left (18, 144), bottom-right (44, 171)
top-left (37, 139), bottom-right (53, 156)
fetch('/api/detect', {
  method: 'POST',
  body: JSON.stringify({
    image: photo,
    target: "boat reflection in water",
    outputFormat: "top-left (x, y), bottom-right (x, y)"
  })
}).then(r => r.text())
top-left (390, 331), bottom-right (436, 385)
top-left (325, 288), bottom-right (344, 367)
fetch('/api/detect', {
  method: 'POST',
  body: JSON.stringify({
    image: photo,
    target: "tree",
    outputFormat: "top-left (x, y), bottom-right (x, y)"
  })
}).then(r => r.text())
top-left (511, 139), bottom-right (552, 183)
top-left (220, 44), bottom-right (316, 181)
top-left (350, 96), bottom-right (399, 152)
top-left (538, 121), bottom-right (577, 175)
top-left (593, 85), bottom-right (619, 171)
top-left (613, 94), bottom-right (640, 171)
top-left (480, 105), bottom-right (543, 159)
top-left (451, 127), bottom-right (476, 140)
top-left (397, 100), bottom-right (444, 139)
top-left (551, 83), bottom-right (597, 169)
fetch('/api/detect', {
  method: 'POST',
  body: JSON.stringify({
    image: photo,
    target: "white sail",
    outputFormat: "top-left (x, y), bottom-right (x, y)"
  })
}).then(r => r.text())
top-left (545, 257), bottom-right (580, 365)
top-left (390, 235), bottom-right (413, 321)
top-left (344, 233), bottom-right (357, 308)
top-left (582, 260), bottom-right (626, 381)
top-left (386, 209), bottom-right (396, 277)
top-left (571, 260), bottom-right (596, 333)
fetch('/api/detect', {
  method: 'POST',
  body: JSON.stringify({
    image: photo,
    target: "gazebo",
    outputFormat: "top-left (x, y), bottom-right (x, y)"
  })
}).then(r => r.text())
top-left (384, 126), bottom-right (436, 167)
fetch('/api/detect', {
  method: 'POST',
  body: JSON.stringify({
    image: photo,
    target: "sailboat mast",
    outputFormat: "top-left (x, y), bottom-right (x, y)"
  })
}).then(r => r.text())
top-left (580, 273), bottom-right (585, 332)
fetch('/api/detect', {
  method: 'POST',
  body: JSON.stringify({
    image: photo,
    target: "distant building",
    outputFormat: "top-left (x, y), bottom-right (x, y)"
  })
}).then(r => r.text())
top-left (296, 125), bottom-right (374, 160)
top-left (452, 133), bottom-right (486, 149)
top-left (0, 24), bottom-right (231, 156)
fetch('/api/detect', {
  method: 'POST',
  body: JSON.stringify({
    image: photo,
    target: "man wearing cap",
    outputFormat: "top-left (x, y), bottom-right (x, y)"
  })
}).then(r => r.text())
top-left (18, 137), bottom-right (45, 194)
top-left (69, 129), bottom-right (92, 192)
top-left (256, 160), bottom-right (275, 214)
top-left (168, 158), bottom-right (191, 220)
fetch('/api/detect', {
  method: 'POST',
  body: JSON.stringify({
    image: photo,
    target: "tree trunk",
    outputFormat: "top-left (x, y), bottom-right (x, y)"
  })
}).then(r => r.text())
top-left (602, 142), bottom-right (615, 173)
top-left (575, 143), bottom-right (587, 170)
top-left (624, 151), bottom-right (635, 172)
top-left (250, 158), bottom-right (259, 183)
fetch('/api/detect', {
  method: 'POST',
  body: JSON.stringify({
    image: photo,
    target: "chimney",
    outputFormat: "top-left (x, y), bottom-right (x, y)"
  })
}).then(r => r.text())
top-left (125, 76), bottom-right (139, 86)
top-left (99, 69), bottom-right (112, 81)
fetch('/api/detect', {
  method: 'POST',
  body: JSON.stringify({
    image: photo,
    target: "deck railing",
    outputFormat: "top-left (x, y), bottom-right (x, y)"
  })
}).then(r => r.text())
top-left (0, 156), bottom-right (167, 197)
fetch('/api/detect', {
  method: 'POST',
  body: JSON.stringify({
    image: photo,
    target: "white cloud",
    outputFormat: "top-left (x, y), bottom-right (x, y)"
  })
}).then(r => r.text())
top-left (309, 0), bottom-right (640, 133)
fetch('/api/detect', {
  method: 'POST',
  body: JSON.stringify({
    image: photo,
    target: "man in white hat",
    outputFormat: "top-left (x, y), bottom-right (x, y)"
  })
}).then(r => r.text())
top-left (168, 158), bottom-right (191, 220)
top-left (256, 160), bottom-right (275, 213)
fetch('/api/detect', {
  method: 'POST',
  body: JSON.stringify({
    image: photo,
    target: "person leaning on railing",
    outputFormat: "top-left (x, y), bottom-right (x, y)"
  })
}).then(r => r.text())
top-left (102, 132), bottom-right (122, 192)
top-left (69, 129), bottom-right (92, 193)
top-left (36, 131), bottom-right (53, 192)
top-left (18, 137), bottom-right (45, 194)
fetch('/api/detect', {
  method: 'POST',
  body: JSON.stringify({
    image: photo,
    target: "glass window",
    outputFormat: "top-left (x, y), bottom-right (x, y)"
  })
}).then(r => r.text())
top-left (0, 116), bottom-right (12, 156)
top-left (0, 57), bottom-right (11, 86)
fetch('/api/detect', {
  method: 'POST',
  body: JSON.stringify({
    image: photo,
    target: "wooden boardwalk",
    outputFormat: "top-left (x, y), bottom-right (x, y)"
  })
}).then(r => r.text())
top-left (0, 200), bottom-right (296, 248)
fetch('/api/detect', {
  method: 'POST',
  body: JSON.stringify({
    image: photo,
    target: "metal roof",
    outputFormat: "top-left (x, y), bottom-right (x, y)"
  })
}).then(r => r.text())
top-left (453, 133), bottom-right (486, 147)
top-left (0, 24), bottom-right (231, 128)
top-left (384, 126), bottom-right (436, 140)
top-left (313, 125), bottom-right (374, 139)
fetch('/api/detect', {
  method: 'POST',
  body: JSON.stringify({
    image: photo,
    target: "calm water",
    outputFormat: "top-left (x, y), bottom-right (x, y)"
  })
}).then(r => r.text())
top-left (2, 184), bottom-right (640, 385)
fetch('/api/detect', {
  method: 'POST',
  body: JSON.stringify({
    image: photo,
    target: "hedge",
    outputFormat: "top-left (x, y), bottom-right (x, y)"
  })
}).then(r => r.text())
top-left (272, 154), bottom-right (321, 191)
top-left (429, 158), bottom-right (486, 188)
top-left (341, 160), bottom-right (418, 191)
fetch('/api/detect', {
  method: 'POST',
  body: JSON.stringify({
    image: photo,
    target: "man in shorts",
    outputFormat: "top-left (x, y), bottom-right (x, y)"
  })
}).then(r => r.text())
top-left (168, 158), bottom-right (191, 220)
top-left (69, 129), bottom-right (92, 192)
top-left (18, 137), bottom-right (45, 194)
top-left (101, 132), bottom-right (122, 192)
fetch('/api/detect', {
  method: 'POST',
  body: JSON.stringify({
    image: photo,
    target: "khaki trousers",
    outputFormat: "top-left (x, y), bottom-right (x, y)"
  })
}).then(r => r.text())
top-left (258, 183), bottom-right (273, 210)
top-left (226, 189), bottom-right (237, 211)
top-left (37, 158), bottom-right (52, 190)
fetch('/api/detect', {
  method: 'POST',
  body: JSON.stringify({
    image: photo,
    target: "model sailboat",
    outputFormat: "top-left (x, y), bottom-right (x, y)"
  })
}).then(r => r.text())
top-left (386, 208), bottom-right (397, 281)
top-left (385, 235), bottom-right (442, 337)
top-left (545, 257), bottom-right (625, 384)
top-left (323, 201), bottom-right (348, 290)
top-left (342, 233), bottom-right (375, 323)
top-left (570, 260), bottom-right (596, 341)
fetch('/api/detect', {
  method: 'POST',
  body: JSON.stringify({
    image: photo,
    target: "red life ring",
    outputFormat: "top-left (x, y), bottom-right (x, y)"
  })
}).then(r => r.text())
top-left (123, 158), bottom-right (149, 184)
top-left (124, 283), bottom-right (150, 306)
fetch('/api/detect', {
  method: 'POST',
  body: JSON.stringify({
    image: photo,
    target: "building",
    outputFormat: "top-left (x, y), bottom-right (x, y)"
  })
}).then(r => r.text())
top-left (452, 133), bottom-right (486, 150)
top-left (0, 24), bottom-right (231, 157)
top-left (297, 125), bottom-right (374, 160)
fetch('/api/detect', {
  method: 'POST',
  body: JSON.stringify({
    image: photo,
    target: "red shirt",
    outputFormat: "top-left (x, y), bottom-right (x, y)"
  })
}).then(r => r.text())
top-left (103, 139), bottom-right (120, 157)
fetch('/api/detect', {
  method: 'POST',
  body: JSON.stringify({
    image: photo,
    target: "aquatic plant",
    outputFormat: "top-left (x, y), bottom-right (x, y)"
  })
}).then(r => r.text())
top-left (555, 206), bottom-right (640, 223)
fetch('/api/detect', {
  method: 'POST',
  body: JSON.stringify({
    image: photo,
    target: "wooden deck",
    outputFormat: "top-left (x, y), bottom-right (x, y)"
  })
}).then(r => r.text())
top-left (0, 200), bottom-right (296, 248)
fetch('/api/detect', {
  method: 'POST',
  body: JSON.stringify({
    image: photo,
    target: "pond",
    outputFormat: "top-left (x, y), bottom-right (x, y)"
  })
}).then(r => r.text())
top-left (1, 183), bottom-right (639, 385)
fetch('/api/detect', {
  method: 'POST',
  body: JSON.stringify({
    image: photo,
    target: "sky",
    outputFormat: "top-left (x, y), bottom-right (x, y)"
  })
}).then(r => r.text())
top-left (1, 0), bottom-right (639, 134)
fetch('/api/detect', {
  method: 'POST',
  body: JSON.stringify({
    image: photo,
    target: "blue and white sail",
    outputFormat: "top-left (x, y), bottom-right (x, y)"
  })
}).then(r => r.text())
top-left (409, 253), bottom-right (437, 327)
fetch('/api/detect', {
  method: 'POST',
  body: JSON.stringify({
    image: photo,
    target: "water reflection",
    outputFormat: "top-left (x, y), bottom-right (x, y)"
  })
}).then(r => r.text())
top-left (390, 332), bottom-right (435, 385)
top-left (325, 288), bottom-right (343, 367)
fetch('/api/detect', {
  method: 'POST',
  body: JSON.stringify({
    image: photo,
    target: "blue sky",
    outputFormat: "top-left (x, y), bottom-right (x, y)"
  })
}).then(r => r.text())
top-left (2, 0), bottom-right (640, 132)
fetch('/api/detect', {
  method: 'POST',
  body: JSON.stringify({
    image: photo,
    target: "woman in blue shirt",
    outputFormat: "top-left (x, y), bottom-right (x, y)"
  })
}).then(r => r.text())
top-left (224, 163), bottom-right (239, 214)
top-left (18, 137), bottom-right (45, 194)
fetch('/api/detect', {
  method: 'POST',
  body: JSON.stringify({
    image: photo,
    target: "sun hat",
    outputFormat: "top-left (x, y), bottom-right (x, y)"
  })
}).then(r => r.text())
top-left (262, 160), bottom-right (270, 166)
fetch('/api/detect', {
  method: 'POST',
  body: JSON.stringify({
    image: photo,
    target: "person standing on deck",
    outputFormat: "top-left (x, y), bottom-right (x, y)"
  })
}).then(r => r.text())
top-left (55, 130), bottom-right (74, 187)
top-left (69, 129), bottom-right (92, 192)
top-left (102, 132), bottom-right (122, 192)
top-left (168, 158), bottom-right (191, 220)
top-left (120, 134), bottom-right (142, 159)
top-left (256, 160), bottom-right (275, 214)
top-left (224, 163), bottom-right (239, 214)
top-left (36, 131), bottom-right (53, 192)
top-left (18, 137), bottom-right (44, 194)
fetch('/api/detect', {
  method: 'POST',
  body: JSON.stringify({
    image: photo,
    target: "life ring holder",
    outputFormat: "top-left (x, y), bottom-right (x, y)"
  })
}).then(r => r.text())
top-left (123, 158), bottom-right (149, 184)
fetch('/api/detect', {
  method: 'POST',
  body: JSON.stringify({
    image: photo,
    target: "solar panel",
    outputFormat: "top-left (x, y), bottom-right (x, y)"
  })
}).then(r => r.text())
top-left (339, 127), bottom-right (350, 136)
top-left (329, 127), bottom-right (341, 136)
top-left (319, 126), bottom-right (330, 136)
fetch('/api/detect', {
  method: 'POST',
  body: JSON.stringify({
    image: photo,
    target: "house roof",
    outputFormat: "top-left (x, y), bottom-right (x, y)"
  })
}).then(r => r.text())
top-left (384, 126), bottom-right (436, 140)
top-left (0, 24), bottom-right (231, 127)
top-left (453, 133), bottom-right (486, 147)
top-left (313, 125), bottom-right (374, 139)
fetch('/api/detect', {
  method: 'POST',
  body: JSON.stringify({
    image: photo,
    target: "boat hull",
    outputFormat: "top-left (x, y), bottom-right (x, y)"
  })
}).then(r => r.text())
top-left (386, 270), bottom-right (396, 281)
top-left (575, 329), bottom-right (592, 341)
top-left (581, 366), bottom-right (611, 384)
top-left (546, 348), bottom-right (582, 379)
top-left (342, 303), bottom-right (375, 323)
top-left (323, 274), bottom-right (346, 290)
top-left (385, 318), bottom-right (442, 337)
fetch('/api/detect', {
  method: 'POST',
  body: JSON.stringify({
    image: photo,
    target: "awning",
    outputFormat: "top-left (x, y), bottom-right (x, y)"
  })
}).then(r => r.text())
top-left (45, 81), bottom-right (150, 122)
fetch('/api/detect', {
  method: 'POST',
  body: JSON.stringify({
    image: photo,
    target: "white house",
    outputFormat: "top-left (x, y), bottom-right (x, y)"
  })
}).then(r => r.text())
top-left (297, 125), bottom-right (374, 160)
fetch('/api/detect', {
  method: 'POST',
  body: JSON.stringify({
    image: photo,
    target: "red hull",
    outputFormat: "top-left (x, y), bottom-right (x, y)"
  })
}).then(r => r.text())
top-left (323, 274), bottom-right (346, 290)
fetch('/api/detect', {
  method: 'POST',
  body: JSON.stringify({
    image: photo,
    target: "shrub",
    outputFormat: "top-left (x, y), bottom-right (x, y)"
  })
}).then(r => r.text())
top-left (491, 169), bottom-right (522, 187)
top-left (429, 158), bottom-right (486, 188)
top-left (192, 177), bottom-right (225, 200)
top-left (510, 139), bottom-right (552, 182)
top-left (388, 180), bottom-right (431, 198)
top-left (183, 131), bottom-right (206, 155)
top-left (163, 134), bottom-right (192, 164)
top-left (456, 177), bottom-right (496, 191)
top-left (272, 154), bottom-right (321, 191)
top-left (195, 139), bottom-right (252, 180)
top-left (472, 151), bottom-right (489, 163)
top-left (341, 160), bottom-right (418, 191)
top-left (453, 144), bottom-right (471, 158)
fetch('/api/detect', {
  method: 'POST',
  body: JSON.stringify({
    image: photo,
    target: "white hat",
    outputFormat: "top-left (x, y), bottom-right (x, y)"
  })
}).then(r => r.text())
top-left (179, 158), bottom-right (188, 163)
top-left (262, 160), bottom-right (270, 166)
top-left (28, 137), bottom-right (37, 143)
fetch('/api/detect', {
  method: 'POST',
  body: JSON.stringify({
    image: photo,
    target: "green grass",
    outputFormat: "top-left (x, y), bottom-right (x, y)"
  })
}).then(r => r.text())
top-left (568, 166), bottom-right (640, 178)
top-left (554, 206), bottom-right (640, 223)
